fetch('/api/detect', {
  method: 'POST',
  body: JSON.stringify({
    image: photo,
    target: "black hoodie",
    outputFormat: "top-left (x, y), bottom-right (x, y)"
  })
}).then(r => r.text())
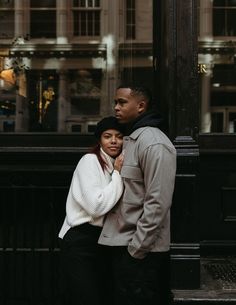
top-left (125, 111), bottom-right (164, 135)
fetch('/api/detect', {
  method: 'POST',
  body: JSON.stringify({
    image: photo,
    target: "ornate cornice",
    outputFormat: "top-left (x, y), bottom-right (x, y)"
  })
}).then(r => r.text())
top-left (198, 40), bottom-right (236, 54)
top-left (3, 43), bottom-right (107, 58)
top-left (1, 42), bottom-right (153, 58)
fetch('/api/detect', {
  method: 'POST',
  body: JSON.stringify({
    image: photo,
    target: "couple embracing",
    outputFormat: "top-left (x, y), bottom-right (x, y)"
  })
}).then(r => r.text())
top-left (58, 83), bottom-right (176, 305)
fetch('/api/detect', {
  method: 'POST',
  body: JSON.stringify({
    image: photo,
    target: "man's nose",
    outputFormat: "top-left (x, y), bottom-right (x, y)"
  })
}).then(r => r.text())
top-left (114, 103), bottom-right (119, 111)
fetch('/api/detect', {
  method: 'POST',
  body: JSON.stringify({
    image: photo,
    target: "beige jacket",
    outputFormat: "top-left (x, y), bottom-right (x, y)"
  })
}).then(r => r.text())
top-left (98, 126), bottom-right (176, 259)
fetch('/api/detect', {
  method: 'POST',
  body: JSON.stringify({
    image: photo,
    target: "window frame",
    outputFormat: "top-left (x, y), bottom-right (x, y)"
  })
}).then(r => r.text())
top-left (213, 0), bottom-right (236, 36)
top-left (71, 0), bottom-right (101, 38)
top-left (126, 0), bottom-right (136, 40)
top-left (0, 1), bottom-right (15, 40)
top-left (29, 1), bottom-right (57, 39)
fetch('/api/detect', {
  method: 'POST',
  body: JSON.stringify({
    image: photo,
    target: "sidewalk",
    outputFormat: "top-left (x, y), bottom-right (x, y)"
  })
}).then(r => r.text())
top-left (173, 256), bottom-right (236, 304)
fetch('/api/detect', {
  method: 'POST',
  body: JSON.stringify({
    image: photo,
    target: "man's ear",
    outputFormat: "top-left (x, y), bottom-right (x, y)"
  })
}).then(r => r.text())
top-left (138, 100), bottom-right (146, 113)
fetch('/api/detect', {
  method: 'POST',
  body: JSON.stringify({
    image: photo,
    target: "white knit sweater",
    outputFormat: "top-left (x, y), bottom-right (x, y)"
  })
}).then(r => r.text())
top-left (58, 148), bottom-right (124, 239)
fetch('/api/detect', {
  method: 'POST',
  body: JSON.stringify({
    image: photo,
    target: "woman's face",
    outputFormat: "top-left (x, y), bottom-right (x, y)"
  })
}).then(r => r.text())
top-left (100, 129), bottom-right (123, 158)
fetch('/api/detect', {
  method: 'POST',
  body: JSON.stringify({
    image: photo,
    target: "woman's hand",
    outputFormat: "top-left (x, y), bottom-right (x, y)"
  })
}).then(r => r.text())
top-left (114, 152), bottom-right (124, 173)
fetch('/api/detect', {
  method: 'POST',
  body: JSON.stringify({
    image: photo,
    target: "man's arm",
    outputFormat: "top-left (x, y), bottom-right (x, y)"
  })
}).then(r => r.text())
top-left (128, 144), bottom-right (176, 259)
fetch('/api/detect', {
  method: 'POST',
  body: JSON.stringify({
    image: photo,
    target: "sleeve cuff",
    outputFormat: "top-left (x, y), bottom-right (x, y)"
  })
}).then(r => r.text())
top-left (128, 244), bottom-right (147, 259)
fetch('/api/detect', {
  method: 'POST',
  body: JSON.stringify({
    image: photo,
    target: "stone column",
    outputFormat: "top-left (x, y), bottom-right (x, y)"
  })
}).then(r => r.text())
top-left (14, 0), bottom-right (25, 37)
top-left (14, 0), bottom-right (28, 132)
top-left (57, 0), bottom-right (68, 44)
top-left (15, 94), bottom-right (28, 132)
top-left (200, 62), bottom-right (213, 133)
top-left (199, 0), bottom-right (213, 132)
top-left (102, 0), bottom-right (120, 115)
top-left (57, 70), bottom-right (69, 132)
top-left (199, 0), bottom-right (213, 41)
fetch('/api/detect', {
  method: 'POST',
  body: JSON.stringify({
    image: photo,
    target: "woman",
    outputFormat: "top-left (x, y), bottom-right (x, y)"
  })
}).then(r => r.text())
top-left (58, 116), bottom-right (125, 305)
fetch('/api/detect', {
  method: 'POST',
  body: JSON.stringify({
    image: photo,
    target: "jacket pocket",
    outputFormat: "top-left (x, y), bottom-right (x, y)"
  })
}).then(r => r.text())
top-left (121, 165), bottom-right (143, 180)
top-left (121, 165), bottom-right (144, 205)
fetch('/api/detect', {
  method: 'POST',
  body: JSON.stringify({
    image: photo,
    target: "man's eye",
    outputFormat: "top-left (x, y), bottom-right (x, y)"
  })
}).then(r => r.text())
top-left (115, 100), bottom-right (126, 106)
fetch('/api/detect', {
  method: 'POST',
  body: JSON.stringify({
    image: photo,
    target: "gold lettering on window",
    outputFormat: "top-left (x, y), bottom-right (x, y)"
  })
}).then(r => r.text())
top-left (198, 64), bottom-right (207, 74)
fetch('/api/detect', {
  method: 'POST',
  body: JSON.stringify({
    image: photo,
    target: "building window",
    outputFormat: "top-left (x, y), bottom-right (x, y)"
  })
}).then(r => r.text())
top-left (28, 70), bottom-right (58, 132)
top-left (0, 96), bottom-right (15, 132)
top-left (213, 0), bottom-right (236, 36)
top-left (210, 64), bottom-right (236, 132)
top-left (0, 0), bottom-right (14, 39)
top-left (72, 0), bottom-right (100, 36)
top-left (211, 111), bottom-right (224, 132)
top-left (199, 1), bottom-right (236, 133)
top-left (210, 108), bottom-right (236, 132)
top-left (69, 69), bottom-right (101, 116)
top-left (30, 0), bottom-right (56, 38)
top-left (211, 64), bottom-right (236, 105)
top-left (126, 0), bottom-right (135, 39)
top-left (0, 82), bottom-right (16, 132)
top-left (121, 67), bottom-right (153, 89)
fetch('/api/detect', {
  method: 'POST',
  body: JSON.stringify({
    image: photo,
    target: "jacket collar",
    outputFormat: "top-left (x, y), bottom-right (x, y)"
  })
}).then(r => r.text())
top-left (128, 127), bottom-right (148, 140)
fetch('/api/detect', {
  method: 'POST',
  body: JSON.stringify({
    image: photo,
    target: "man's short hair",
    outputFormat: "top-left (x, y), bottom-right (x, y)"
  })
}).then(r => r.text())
top-left (117, 83), bottom-right (153, 109)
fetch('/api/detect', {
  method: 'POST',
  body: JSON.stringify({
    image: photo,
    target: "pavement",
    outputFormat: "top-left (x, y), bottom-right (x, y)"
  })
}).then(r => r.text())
top-left (173, 256), bottom-right (236, 304)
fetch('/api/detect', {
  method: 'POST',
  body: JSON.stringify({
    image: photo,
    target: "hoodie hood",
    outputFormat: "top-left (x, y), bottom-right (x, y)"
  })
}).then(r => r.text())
top-left (125, 111), bottom-right (163, 135)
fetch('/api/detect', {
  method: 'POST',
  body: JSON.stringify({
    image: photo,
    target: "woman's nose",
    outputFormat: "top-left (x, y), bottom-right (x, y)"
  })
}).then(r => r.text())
top-left (111, 136), bottom-right (117, 143)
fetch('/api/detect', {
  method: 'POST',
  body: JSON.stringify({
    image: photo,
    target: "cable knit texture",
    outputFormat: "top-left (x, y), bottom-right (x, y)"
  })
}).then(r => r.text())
top-left (59, 148), bottom-right (123, 239)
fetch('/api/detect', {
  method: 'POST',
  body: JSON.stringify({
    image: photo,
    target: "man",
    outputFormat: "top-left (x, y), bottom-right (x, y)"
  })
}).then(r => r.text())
top-left (98, 84), bottom-right (176, 305)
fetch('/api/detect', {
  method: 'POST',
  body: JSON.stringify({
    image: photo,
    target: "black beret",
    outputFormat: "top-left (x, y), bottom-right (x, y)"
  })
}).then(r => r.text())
top-left (94, 116), bottom-right (125, 139)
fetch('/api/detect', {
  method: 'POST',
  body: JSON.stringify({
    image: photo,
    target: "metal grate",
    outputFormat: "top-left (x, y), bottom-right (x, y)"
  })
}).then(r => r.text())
top-left (204, 262), bottom-right (236, 290)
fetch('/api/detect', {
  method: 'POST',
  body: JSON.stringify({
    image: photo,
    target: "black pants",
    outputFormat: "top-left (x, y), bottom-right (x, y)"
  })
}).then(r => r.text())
top-left (109, 247), bottom-right (173, 305)
top-left (59, 224), bottom-right (112, 305)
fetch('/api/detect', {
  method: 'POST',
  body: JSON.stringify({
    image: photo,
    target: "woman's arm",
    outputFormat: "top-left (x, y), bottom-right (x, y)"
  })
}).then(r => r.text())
top-left (71, 154), bottom-right (123, 218)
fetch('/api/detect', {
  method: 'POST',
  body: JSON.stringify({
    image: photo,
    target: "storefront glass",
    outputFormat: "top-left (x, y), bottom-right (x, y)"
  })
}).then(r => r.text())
top-left (198, 0), bottom-right (236, 133)
top-left (0, 0), bottom-right (153, 133)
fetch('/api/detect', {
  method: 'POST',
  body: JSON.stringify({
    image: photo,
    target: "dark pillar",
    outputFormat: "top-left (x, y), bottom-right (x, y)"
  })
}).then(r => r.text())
top-left (153, 0), bottom-right (200, 289)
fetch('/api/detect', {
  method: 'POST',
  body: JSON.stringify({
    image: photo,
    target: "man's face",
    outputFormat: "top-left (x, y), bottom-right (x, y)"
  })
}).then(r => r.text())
top-left (114, 88), bottom-right (144, 124)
